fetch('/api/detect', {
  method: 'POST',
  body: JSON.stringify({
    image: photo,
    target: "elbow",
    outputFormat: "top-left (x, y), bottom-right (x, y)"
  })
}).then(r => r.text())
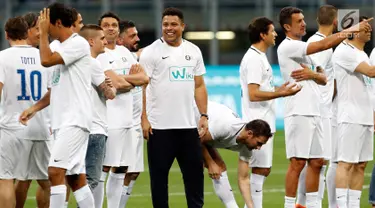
top-left (141, 76), bottom-right (150, 85)
top-left (41, 60), bottom-right (52, 67)
top-left (320, 78), bottom-right (327, 86)
top-left (249, 94), bottom-right (258, 102)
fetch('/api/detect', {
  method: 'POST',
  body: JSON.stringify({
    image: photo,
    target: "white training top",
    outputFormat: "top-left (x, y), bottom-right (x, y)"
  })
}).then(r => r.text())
top-left (130, 49), bottom-right (143, 126)
top-left (333, 42), bottom-right (373, 125)
top-left (89, 58), bottom-right (107, 135)
top-left (0, 45), bottom-right (50, 140)
top-left (140, 38), bottom-right (206, 129)
top-left (307, 32), bottom-right (334, 119)
top-left (97, 45), bottom-right (137, 130)
top-left (367, 48), bottom-right (375, 111)
top-left (49, 33), bottom-right (93, 131)
top-left (277, 37), bottom-right (321, 117)
top-left (194, 101), bottom-right (252, 161)
top-left (240, 45), bottom-right (276, 133)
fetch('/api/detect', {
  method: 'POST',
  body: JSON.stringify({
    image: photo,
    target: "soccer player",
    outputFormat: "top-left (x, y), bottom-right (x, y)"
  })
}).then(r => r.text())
top-left (295, 5), bottom-right (338, 208)
top-left (97, 11), bottom-right (149, 208)
top-left (19, 3), bottom-right (98, 207)
top-left (277, 6), bottom-right (372, 208)
top-left (0, 16), bottom-right (51, 208)
top-left (333, 16), bottom-right (374, 208)
top-left (140, 7), bottom-right (208, 208)
top-left (116, 19), bottom-right (145, 207)
top-left (199, 101), bottom-right (272, 208)
top-left (239, 17), bottom-right (301, 208)
top-left (23, 12), bottom-right (40, 47)
top-left (79, 24), bottom-right (118, 208)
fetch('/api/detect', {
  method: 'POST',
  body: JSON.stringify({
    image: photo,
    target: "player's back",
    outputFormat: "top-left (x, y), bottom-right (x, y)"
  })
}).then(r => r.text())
top-left (0, 46), bottom-right (50, 139)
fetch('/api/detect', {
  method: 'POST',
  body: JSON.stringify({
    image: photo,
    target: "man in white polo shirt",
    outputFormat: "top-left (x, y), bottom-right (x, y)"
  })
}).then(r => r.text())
top-left (333, 16), bottom-right (375, 208)
top-left (239, 16), bottom-right (301, 208)
top-left (277, 6), bottom-right (372, 208)
top-left (140, 7), bottom-right (208, 208)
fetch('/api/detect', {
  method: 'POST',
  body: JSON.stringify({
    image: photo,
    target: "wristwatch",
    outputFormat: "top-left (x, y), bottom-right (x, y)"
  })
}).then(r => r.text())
top-left (200, 113), bottom-right (209, 120)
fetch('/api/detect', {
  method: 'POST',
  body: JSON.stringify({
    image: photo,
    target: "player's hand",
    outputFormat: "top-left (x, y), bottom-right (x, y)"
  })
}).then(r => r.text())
top-left (19, 107), bottom-right (36, 126)
top-left (38, 8), bottom-right (50, 35)
top-left (105, 76), bottom-right (114, 88)
top-left (198, 116), bottom-right (208, 138)
top-left (207, 163), bottom-right (222, 180)
top-left (347, 17), bottom-right (373, 33)
top-left (290, 64), bottom-right (315, 82)
top-left (129, 64), bottom-right (141, 74)
top-left (141, 117), bottom-right (153, 141)
top-left (276, 81), bottom-right (302, 97)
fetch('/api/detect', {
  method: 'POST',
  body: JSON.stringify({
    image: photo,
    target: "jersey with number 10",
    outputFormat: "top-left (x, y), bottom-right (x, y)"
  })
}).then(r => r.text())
top-left (0, 45), bottom-right (50, 140)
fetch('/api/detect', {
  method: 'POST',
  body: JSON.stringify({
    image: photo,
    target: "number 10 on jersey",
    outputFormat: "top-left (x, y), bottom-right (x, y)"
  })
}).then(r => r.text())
top-left (17, 69), bottom-right (42, 101)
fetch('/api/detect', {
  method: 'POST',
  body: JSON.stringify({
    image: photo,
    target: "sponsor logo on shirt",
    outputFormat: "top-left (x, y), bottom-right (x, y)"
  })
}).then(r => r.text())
top-left (169, 66), bottom-right (194, 81)
top-left (52, 68), bottom-right (60, 86)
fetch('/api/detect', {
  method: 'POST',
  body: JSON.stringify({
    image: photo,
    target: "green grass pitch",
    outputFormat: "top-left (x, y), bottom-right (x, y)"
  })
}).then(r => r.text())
top-left (24, 131), bottom-right (375, 207)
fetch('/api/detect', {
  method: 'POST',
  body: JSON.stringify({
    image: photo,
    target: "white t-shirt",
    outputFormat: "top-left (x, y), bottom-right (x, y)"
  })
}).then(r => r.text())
top-left (0, 45), bottom-right (50, 140)
top-left (367, 48), bottom-right (375, 111)
top-left (140, 38), bottom-right (206, 129)
top-left (49, 33), bottom-right (93, 131)
top-left (194, 101), bottom-right (252, 161)
top-left (89, 58), bottom-right (107, 135)
top-left (97, 45), bottom-right (136, 129)
top-left (277, 37), bottom-right (321, 117)
top-left (240, 45), bottom-right (276, 133)
top-left (333, 42), bottom-right (373, 125)
top-left (307, 32), bottom-right (334, 118)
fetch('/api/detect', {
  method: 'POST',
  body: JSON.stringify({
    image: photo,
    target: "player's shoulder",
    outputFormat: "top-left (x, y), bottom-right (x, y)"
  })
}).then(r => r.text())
top-left (307, 33), bottom-right (324, 43)
top-left (182, 39), bottom-right (201, 52)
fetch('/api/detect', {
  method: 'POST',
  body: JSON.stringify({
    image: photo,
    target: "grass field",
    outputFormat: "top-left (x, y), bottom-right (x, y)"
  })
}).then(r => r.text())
top-left (24, 131), bottom-right (375, 207)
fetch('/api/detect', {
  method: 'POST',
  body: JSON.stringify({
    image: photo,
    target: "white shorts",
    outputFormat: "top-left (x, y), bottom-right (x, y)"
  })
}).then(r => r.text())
top-left (103, 128), bottom-right (132, 167)
top-left (284, 116), bottom-right (324, 159)
top-left (16, 139), bottom-right (52, 180)
top-left (0, 129), bottom-right (23, 179)
top-left (49, 127), bottom-right (89, 175)
top-left (337, 123), bottom-right (373, 163)
top-left (127, 125), bottom-right (144, 173)
top-left (250, 135), bottom-right (274, 168)
top-left (321, 118), bottom-right (332, 160)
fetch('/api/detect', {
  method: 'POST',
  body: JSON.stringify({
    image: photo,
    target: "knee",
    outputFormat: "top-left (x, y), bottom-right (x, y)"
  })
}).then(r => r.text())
top-left (48, 167), bottom-right (65, 184)
top-left (290, 159), bottom-right (306, 172)
top-left (128, 172), bottom-right (140, 180)
top-left (309, 158), bottom-right (324, 169)
top-left (252, 167), bottom-right (271, 177)
top-left (353, 162), bottom-right (367, 172)
top-left (102, 166), bottom-right (110, 173)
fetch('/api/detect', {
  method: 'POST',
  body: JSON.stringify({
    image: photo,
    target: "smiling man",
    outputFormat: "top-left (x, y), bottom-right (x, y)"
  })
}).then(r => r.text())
top-left (140, 7), bottom-right (208, 208)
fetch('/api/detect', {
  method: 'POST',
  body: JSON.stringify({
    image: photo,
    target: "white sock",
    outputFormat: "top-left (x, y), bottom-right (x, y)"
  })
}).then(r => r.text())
top-left (326, 163), bottom-right (337, 208)
top-left (306, 192), bottom-right (318, 208)
top-left (250, 173), bottom-right (265, 208)
top-left (348, 189), bottom-right (361, 208)
top-left (211, 171), bottom-right (238, 208)
top-left (118, 180), bottom-right (136, 208)
top-left (63, 201), bottom-right (68, 208)
top-left (317, 165), bottom-right (327, 208)
top-left (284, 196), bottom-right (295, 208)
top-left (74, 185), bottom-right (94, 208)
top-left (50, 185), bottom-right (67, 208)
top-left (296, 165), bottom-right (307, 206)
top-left (92, 171), bottom-right (107, 208)
top-left (336, 188), bottom-right (348, 208)
top-left (106, 172), bottom-right (125, 208)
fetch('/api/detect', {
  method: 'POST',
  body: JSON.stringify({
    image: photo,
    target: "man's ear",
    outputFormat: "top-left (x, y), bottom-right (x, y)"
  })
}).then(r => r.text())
top-left (5, 32), bottom-right (9, 40)
top-left (283, 24), bottom-right (291, 32)
top-left (88, 38), bottom-right (95, 47)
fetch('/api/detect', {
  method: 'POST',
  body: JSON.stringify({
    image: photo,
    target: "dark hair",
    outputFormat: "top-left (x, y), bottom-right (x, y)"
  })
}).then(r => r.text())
top-left (162, 7), bottom-right (184, 22)
top-left (98, 11), bottom-right (120, 26)
top-left (5, 16), bottom-right (28, 40)
top-left (348, 16), bottom-right (369, 40)
top-left (279, 6), bottom-right (303, 32)
top-left (48, 2), bottom-right (75, 27)
top-left (317, 5), bottom-right (337, 26)
top-left (119, 20), bottom-right (136, 34)
top-left (71, 8), bottom-right (79, 24)
top-left (245, 119), bottom-right (272, 138)
top-left (23, 12), bottom-right (39, 29)
top-left (248, 17), bottom-right (273, 44)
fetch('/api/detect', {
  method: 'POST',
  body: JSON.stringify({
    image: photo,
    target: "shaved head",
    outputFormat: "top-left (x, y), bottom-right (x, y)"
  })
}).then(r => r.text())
top-left (79, 24), bottom-right (103, 40)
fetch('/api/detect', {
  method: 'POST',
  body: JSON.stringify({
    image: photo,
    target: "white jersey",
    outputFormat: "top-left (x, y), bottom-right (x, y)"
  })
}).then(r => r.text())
top-left (89, 58), bottom-right (106, 135)
top-left (50, 33), bottom-right (93, 131)
top-left (277, 37), bottom-right (321, 117)
top-left (0, 45), bottom-right (50, 140)
top-left (367, 48), bottom-right (375, 111)
top-left (307, 32), bottom-right (334, 118)
top-left (194, 101), bottom-right (252, 161)
top-left (333, 42), bottom-right (373, 125)
top-left (97, 45), bottom-right (136, 129)
top-left (140, 38), bottom-right (206, 129)
top-left (240, 45), bottom-right (276, 133)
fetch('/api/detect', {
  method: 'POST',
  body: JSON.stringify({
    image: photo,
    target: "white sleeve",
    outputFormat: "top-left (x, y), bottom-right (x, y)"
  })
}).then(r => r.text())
top-left (244, 56), bottom-right (263, 85)
top-left (47, 67), bottom-right (54, 89)
top-left (0, 58), bottom-right (5, 84)
top-left (194, 47), bottom-right (206, 76)
top-left (57, 36), bottom-right (90, 66)
top-left (139, 46), bottom-right (155, 78)
top-left (336, 49), bottom-right (362, 73)
top-left (286, 40), bottom-right (308, 59)
top-left (96, 53), bottom-right (112, 72)
top-left (370, 48), bottom-right (375, 66)
top-left (91, 60), bottom-right (105, 87)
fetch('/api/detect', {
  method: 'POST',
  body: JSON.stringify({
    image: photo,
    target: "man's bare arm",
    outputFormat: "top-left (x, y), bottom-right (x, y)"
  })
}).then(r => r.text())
top-left (238, 159), bottom-right (253, 208)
